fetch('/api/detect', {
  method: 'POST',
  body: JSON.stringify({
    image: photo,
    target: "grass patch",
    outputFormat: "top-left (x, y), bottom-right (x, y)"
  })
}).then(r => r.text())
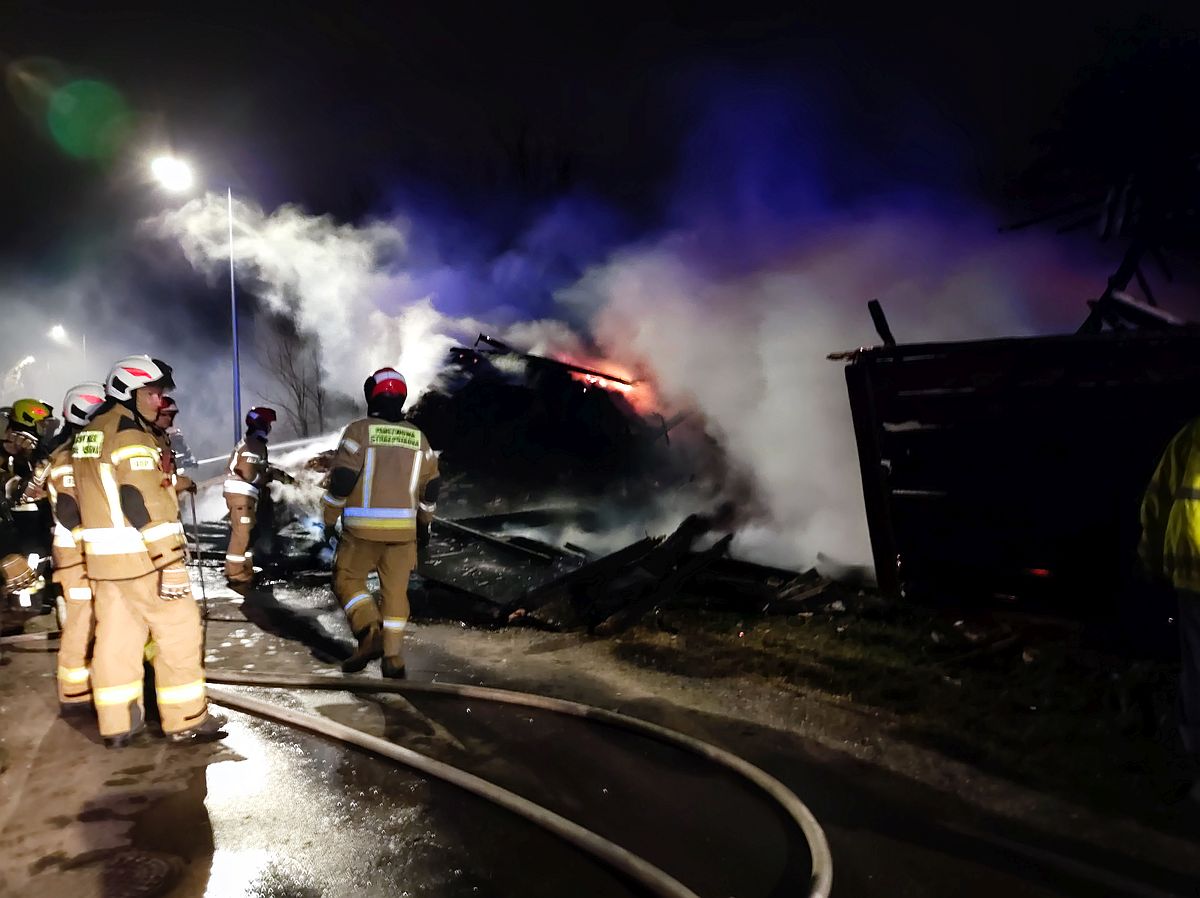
top-left (614, 599), bottom-right (1194, 825)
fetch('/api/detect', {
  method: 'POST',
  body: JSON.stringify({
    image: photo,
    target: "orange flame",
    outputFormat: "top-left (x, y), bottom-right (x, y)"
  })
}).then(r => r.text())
top-left (553, 354), bottom-right (659, 414)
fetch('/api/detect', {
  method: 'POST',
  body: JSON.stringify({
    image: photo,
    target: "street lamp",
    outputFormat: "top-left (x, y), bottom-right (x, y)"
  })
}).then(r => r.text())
top-left (150, 155), bottom-right (242, 444)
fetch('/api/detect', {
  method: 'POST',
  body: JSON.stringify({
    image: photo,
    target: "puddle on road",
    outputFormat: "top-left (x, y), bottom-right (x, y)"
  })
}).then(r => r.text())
top-left (119, 703), bottom-right (632, 898)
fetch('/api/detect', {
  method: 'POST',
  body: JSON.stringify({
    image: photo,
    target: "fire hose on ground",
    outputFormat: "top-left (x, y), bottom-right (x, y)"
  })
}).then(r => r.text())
top-left (0, 627), bottom-right (834, 897)
top-left (208, 685), bottom-right (703, 898)
top-left (206, 670), bottom-right (834, 898)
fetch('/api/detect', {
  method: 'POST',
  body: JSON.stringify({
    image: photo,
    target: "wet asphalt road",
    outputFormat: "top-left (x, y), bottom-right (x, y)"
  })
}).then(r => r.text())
top-left (3, 566), bottom-right (1199, 897)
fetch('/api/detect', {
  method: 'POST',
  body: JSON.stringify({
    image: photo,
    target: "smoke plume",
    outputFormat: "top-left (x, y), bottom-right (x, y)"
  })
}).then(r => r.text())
top-left (144, 79), bottom-right (1122, 571)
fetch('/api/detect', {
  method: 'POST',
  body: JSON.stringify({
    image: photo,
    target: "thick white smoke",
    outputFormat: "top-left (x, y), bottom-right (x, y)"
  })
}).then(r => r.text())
top-left (564, 210), bottom-right (1103, 567)
top-left (152, 194), bottom-right (1108, 571)
top-left (0, 271), bottom-right (235, 456)
top-left (156, 194), bottom-right (484, 405)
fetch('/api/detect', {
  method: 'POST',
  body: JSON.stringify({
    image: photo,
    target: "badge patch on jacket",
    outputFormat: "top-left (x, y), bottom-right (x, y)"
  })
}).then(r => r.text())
top-left (130, 457), bottom-right (156, 471)
top-left (368, 425), bottom-right (421, 450)
top-left (72, 432), bottom-right (104, 459)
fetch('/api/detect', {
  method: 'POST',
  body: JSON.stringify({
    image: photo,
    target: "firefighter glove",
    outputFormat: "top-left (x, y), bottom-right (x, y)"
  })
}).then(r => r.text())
top-left (7, 430), bottom-right (37, 454)
top-left (317, 523), bottom-right (338, 565)
top-left (18, 481), bottom-right (46, 503)
top-left (159, 564), bottom-right (191, 600)
top-left (1, 553), bottom-right (35, 594)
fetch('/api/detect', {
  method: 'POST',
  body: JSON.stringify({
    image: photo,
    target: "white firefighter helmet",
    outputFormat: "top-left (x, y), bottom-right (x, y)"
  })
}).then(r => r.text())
top-left (62, 382), bottom-right (107, 427)
top-left (105, 355), bottom-right (175, 401)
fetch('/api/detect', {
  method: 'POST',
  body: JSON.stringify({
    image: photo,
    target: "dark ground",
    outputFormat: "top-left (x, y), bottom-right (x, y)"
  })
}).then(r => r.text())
top-left (3, 563), bottom-right (1200, 897)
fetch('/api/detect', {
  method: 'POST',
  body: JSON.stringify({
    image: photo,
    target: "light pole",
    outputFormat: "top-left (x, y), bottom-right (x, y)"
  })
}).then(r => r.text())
top-left (150, 155), bottom-right (242, 444)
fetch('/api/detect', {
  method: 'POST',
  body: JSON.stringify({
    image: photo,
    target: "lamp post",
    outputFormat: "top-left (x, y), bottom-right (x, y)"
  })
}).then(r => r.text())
top-left (150, 155), bottom-right (242, 444)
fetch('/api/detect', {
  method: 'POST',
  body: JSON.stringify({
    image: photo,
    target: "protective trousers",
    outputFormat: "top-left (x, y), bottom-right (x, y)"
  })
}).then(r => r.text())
top-left (1179, 592), bottom-right (1200, 756)
top-left (54, 565), bottom-right (95, 706)
top-left (333, 533), bottom-right (416, 659)
top-left (91, 572), bottom-right (207, 738)
top-left (225, 496), bottom-right (257, 583)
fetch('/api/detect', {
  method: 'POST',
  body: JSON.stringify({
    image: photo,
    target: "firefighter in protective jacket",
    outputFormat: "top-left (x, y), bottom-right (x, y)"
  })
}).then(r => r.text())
top-left (223, 406), bottom-right (294, 591)
top-left (153, 397), bottom-right (195, 501)
top-left (73, 355), bottom-right (224, 747)
top-left (1, 398), bottom-right (54, 620)
top-left (1140, 417), bottom-right (1200, 800)
top-left (322, 368), bottom-right (439, 676)
top-left (43, 383), bottom-right (106, 709)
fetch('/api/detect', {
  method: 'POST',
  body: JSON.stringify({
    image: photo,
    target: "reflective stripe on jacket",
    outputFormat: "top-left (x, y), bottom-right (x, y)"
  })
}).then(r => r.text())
top-left (223, 435), bottom-right (269, 500)
top-left (321, 417), bottom-right (439, 543)
top-left (45, 442), bottom-right (84, 571)
top-left (1140, 418), bottom-right (1200, 593)
top-left (72, 403), bottom-right (185, 580)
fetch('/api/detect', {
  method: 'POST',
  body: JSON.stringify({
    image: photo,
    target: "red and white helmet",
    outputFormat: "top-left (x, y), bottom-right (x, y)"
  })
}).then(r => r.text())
top-left (363, 367), bottom-right (407, 403)
top-left (62, 382), bottom-right (107, 427)
top-left (106, 355), bottom-right (175, 401)
top-left (246, 406), bottom-right (277, 430)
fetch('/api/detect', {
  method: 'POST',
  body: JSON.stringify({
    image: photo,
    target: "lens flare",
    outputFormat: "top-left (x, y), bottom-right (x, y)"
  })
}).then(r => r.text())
top-left (5, 57), bottom-right (67, 118)
top-left (46, 79), bottom-right (132, 159)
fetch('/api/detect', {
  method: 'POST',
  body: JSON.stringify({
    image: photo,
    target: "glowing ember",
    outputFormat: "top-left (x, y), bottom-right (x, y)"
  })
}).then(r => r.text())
top-left (554, 353), bottom-right (659, 414)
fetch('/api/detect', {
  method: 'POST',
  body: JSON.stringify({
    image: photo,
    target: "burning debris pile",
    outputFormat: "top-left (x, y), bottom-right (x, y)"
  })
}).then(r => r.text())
top-left (502, 510), bottom-right (832, 633)
top-left (257, 337), bottom-right (834, 632)
top-left (407, 334), bottom-right (693, 499)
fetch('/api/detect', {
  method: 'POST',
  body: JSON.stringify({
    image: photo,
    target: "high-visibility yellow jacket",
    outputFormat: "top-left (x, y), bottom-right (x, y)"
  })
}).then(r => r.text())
top-left (321, 416), bottom-right (439, 542)
top-left (72, 403), bottom-right (185, 581)
top-left (1140, 418), bottom-right (1200, 593)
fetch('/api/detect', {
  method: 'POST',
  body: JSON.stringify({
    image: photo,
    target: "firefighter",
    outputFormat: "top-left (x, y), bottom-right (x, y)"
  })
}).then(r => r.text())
top-left (222, 406), bottom-right (294, 592)
top-left (43, 382), bottom-right (107, 710)
top-left (2, 399), bottom-right (55, 617)
top-left (1, 520), bottom-right (38, 646)
top-left (1140, 419), bottom-right (1200, 803)
top-left (73, 355), bottom-right (224, 747)
top-left (321, 368), bottom-right (439, 676)
top-left (152, 394), bottom-right (198, 469)
top-left (153, 397), bottom-right (195, 499)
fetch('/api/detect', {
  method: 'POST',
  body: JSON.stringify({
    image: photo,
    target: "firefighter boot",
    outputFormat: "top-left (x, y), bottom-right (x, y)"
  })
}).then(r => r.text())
top-left (167, 712), bottom-right (228, 745)
top-left (104, 705), bottom-right (147, 750)
top-left (342, 623), bottom-right (382, 673)
top-left (381, 655), bottom-right (406, 679)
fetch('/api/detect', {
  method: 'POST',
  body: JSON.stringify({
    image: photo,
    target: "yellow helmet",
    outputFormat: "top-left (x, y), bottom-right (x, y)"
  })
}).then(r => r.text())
top-left (9, 398), bottom-right (52, 429)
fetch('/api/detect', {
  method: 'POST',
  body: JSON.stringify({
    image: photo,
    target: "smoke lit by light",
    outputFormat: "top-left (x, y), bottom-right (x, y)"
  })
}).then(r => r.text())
top-left (3, 355), bottom-right (37, 394)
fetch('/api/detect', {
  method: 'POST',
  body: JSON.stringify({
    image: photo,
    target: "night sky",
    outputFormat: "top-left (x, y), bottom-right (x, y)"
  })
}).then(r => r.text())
top-left (4, 0), bottom-right (1200, 257)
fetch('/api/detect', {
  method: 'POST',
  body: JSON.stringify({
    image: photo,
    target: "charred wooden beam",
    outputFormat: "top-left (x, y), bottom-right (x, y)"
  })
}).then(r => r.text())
top-left (473, 333), bottom-right (636, 386)
top-left (868, 299), bottom-right (897, 347)
top-left (432, 515), bottom-right (556, 563)
top-left (520, 536), bottom-right (662, 613)
top-left (594, 533), bottom-right (734, 635)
